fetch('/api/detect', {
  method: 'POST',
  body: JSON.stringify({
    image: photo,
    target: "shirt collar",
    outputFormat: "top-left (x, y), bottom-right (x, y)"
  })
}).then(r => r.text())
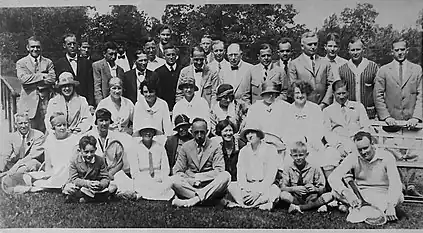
top-left (165, 63), bottom-right (177, 71)
top-left (83, 155), bottom-right (96, 164)
top-left (359, 148), bottom-right (384, 164)
top-left (291, 161), bottom-right (311, 172)
top-left (29, 54), bottom-right (41, 63)
top-left (66, 53), bottom-right (78, 62)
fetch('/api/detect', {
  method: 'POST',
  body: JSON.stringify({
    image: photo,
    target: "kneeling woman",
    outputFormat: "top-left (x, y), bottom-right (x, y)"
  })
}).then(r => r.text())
top-left (129, 124), bottom-right (174, 200)
top-left (226, 124), bottom-right (280, 210)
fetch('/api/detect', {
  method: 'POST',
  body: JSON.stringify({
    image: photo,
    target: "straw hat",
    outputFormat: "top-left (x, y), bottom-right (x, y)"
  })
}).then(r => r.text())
top-left (178, 76), bottom-right (199, 91)
top-left (56, 72), bottom-right (80, 88)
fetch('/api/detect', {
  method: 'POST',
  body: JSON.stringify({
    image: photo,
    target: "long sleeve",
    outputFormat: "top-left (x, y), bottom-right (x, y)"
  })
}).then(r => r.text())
top-left (172, 145), bottom-right (188, 176)
top-left (322, 64), bottom-right (334, 106)
top-left (16, 59), bottom-right (44, 85)
top-left (313, 167), bottom-right (326, 195)
top-left (175, 72), bottom-right (184, 103)
top-left (384, 154), bottom-right (403, 206)
top-left (27, 131), bottom-right (45, 160)
top-left (97, 159), bottom-right (111, 189)
top-left (239, 70), bottom-right (252, 105)
top-left (237, 147), bottom-right (248, 189)
top-left (374, 68), bottom-right (390, 120)
top-left (44, 60), bottom-right (56, 85)
top-left (93, 63), bottom-right (103, 105)
top-left (328, 154), bottom-right (357, 195)
top-left (288, 62), bottom-right (298, 84)
top-left (162, 101), bottom-right (173, 136)
top-left (323, 108), bottom-right (338, 146)
top-left (159, 146), bottom-right (170, 181)
top-left (69, 159), bottom-right (90, 188)
top-left (262, 146), bottom-right (278, 189)
top-left (195, 145), bottom-right (225, 182)
top-left (209, 70), bottom-right (220, 107)
top-left (127, 142), bottom-right (141, 188)
top-left (75, 96), bottom-right (94, 134)
top-left (412, 66), bottom-right (423, 121)
top-left (358, 103), bottom-right (371, 132)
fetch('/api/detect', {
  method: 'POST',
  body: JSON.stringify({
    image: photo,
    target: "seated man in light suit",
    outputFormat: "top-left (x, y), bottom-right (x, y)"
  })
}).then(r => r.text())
top-left (241, 43), bottom-right (289, 104)
top-left (16, 36), bottom-right (56, 133)
top-left (289, 32), bottom-right (334, 110)
top-left (171, 118), bottom-right (231, 207)
top-left (175, 46), bottom-right (220, 107)
top-left (0, 112), bottom-right (44, 176)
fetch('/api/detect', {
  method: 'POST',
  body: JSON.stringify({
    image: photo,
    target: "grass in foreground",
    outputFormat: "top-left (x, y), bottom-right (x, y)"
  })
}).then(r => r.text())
top-left (0, 190), bottom-right (422, 229)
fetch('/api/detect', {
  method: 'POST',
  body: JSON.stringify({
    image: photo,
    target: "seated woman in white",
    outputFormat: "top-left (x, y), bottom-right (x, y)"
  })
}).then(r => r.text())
top-left (31, 112), bottom-right (79, 189)
top-left (225, 123), bottom-right (280, 210)
top-left (96, 77), bottom-right (134, 135)
top-left (45, 72), bottom-right (92, 135)
top-left (133, 80), bottom-right (172, 145)
top-left (128, 124), bottom-right (174, 201)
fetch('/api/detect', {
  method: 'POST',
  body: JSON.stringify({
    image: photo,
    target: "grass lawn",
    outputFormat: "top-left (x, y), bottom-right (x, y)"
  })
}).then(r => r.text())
top-left (1, 190), bottom-right (423, 229)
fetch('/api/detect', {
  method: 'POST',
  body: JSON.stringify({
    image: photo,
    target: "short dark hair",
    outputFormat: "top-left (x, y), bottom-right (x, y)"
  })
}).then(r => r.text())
top-left (332, 79), bottom-right (349, 92)
top-left (79, 135), bottom-right (97, 150)
top-left (145, 36), bottom-right (156, 44)
top-left (289, 81), bottom-right (314, 98)
top-left (259, 43), bottom-right (272, 53)
top-left (80, 37), bottom-right (91, 45)
top-left (139, 80), bottom-right (159, 93)
top-left (192, 117), bottom-right (207, 127)
top-left (353, 131), bottom-right (375, 144)
top-left (159, 24), bottom-right (172, 34)
top-left (215, 118), bottom-right (237, 137)
top-left (191, 46), bottom-right (205, 57)
top-left (62, 33), bottom-right (76, 43)
top-left (349, 36), bottom-right (363, 46)
top-left (103, 41), bottom-right (117, 53)
top-left (163, 44), bottom-right (179, 54)
top-left (135, 49), bottom-right (147, 57)
top-left (325, 32), bottom-right (340, 45)
top-left (278, 37), bottom-right (293, 46)
top-left (392, 37), bottom-right (408, 48)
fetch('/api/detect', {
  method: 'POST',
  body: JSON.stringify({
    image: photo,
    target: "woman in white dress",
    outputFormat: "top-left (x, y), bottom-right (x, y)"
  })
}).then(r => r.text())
top-left (96, 77), bottom-right (135, 135)
top-left (128, 124), bottom-right (174, 200)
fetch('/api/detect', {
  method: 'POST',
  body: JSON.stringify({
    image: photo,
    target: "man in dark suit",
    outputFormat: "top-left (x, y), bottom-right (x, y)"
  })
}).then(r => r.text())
top-left (152, 44), bottom-right (182, 111)
top-left (123, 50), bottom-right (153, 104)
top-left (54, 33), bottom-right (95, 107)
top-left (275, 37), bottom-right (294, 78)
top-left (92, 42), bottom-right (125, 105)
top-left (79, 38), bottom-right (92, 60)
top-left (113, 34), bottom-right (134, 73)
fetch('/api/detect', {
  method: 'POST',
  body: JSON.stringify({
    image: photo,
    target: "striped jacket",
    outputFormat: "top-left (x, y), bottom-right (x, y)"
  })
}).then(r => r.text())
top-left (338, 58), bottom-right (379, 119)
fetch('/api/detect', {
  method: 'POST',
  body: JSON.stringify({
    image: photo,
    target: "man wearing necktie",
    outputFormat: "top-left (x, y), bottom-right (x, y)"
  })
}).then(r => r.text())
top-left (275, 37), bottom-right (294, 103)
top-left (221, 43), bottom-right (253, 101)
top-left (16, 36), bottom-right (56, 133)
top-left (289, 32), bottom-right (334, 110)
top-left (92, 41), bottom-right (125, 106)
top-left (200, 35), bottom-right (214, 64)
top-left (171, 118), bottom-right (231, 207)
top-left (123, 50), bottom-right (154, 104)
top-left (176, 46), bottom-right (220, 107)
top-left (208, 40), bottom-right (231, 82)
top-left (374, 38), bottom-right (423, 197)
top-left (241, 43), bottom-right (288, 105)
top-left (55, 33), bottom-right (95, 107)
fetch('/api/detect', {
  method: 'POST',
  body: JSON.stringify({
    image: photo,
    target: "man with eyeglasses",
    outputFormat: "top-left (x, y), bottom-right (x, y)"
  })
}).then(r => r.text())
top-left (338, 37), bottom-right (378, 119)
top-left (289, 32), bottom-right (334, 110)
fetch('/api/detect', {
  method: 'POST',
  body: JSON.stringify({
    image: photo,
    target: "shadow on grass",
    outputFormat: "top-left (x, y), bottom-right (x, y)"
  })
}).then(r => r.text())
top-left (0, 190), bottom-right (422, 228)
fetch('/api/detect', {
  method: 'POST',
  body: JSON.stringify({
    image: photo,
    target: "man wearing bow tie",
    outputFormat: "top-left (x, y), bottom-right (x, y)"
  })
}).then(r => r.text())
top-left (123, 50), bottom-right (154, 104)
top-left (175, 46), bottom-right (220, 107)
top-left (92, 42), bottom-right (125, 105)
top-left (220, 43), bottom-right (253, 101)
top-left (289, 32), bottom-right (334, 110)
top-left (16, 36), bottom-right (56, 133)
top-left (241, 43), bottom-right (289, 104)
top-left (55, 33), bottom-right (95, 107)
top-left (114, 35), bottom-right (134, 72)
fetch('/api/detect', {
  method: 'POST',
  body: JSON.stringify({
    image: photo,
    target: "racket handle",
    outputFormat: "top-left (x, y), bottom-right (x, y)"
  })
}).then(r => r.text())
top-left (347, 180), bottom-right (367, 204)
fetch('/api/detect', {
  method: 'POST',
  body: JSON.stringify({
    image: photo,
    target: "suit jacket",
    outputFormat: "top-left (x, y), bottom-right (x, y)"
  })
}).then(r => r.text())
top-left (339, 59), bottom-right (379, 119)
top-left (16, 55), bottom-right (56, 118)
top-left (274, 59), bottom-right (291, 77)
top-left (241, 62), bottom-right (289, 105)
top-left (176, 64), bottom-right (220, 107)
top-left (374, 60), bottom-right (423, 121)
top-left (68, 153), bottom-right (110, 190)
top-left (54, 56), bottom-right (95, 106)
top-left (153, 64), bottom-right (183, 111)
top-left (92, 58), bottom-right (125, 105)
top-left (0, 128), bottom-right (45, 171)
top-left (219, 60), bottom-right (253, 101)
top-left (289, 54), bottom-right (334, 105)
top-left (165, 134), bottom-right (193, 175)
top-left (122, 69), bottom-right (154, 104)
top-left (172, 138), bottom-right (225, 182)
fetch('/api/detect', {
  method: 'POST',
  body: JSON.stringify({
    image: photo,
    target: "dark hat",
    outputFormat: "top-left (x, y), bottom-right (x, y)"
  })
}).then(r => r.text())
top-left (173, 114), bottom-right (191, 131)
top-left (178, 76), bottom-right (199, 91)
top-left (56, 72), bottom-right (80, 88)
top-left (216, 84), bottom-right (234, 100)
top-left (260, 81), bottom-right (281, 96)
top-left (95, 108), bottom-right (114, 125)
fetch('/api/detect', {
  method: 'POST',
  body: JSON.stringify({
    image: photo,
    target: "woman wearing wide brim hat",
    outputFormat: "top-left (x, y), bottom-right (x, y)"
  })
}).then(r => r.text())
top-left (44, 72), bottom-right (92, 135)
top-left (225, 122), bottom-right (280, 210)
top-left (177, 76), bottom-right (199, 92)
top-left (129, 123), bottom-right (175, 201)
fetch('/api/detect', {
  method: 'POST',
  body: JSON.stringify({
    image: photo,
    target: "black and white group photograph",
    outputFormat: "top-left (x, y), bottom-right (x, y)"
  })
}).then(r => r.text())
top-left (0, 0), bottom-right (422, 230)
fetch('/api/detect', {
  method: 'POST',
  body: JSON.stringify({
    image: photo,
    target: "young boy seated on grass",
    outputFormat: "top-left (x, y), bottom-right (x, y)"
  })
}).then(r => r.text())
top-left (62, 135), bottom-right (117, 203)
top-left (279, 141), bottom-right (333, 213)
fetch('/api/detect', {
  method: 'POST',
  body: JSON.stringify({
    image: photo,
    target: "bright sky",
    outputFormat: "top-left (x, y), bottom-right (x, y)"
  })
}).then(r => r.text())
top-left (2, 0), bottom-right (423, 30)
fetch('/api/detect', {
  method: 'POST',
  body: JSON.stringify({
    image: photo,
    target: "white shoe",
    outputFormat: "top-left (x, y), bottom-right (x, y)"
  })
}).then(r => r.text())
top-left (317, 205), bottom-right (328, 213)
top-left (288, 204), bottom-right (303, 214)
top-left (327, 200), bottom-right (338, 207)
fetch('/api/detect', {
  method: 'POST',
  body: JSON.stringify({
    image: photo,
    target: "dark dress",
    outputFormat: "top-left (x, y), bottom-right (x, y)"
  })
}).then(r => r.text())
top-left (221, 137), bottom-right (246, 181)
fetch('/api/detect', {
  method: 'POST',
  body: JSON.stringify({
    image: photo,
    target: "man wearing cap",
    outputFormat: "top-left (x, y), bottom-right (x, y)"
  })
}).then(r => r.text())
top-left (54, 33), bottom-right (95, 107)
top-left (144, 37), bottom-right (166, 72)
top-left (173, 76), bottom-right (210, 128)
top-left (165, 114), bottom-right (193, 175)
top-left (16, 36), bottom-right (56, 133)
top-left (289, 32), bottom-right (334, 109)
top-left (93, 41), bottom-right (125, 106)
top-left (241, 43), bottom-right (289, 104)
top-left (171, 118), bottom-right (231, 207)
top-left (175, 46), bottom-right (220, 107)
top-left (45, 72), bottom-right (93, 135)
top-left (220, 43), bottom-right (253, 101)
top-left (210, 84), bottom-right (248, 135)
top-left (0, 112), bottom-right (44, 176)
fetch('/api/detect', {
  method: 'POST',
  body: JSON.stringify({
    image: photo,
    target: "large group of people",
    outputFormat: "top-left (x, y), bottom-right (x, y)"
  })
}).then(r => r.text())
top-left (1, 25), bottom-right (422, 224)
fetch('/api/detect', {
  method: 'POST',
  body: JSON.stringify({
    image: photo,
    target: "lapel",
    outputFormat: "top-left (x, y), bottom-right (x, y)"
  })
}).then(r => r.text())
top-left (102, 59), bottom-right (112, 78)
top-left (24, 55), bottom-right (36, 73)
top-left (24, 129), bottom-right (36, 155)
top-left (387, 61), bottom-right (401, 87)
top-left (233, 61), bottom-right (245, 92)
top-left (201, 65), bottom-right (212, 94)
top-left (65, 58), bottom-right (76, 76)
top-left (314, 55), bottom-right (323, 76)
top-left (199, 139), bottom-right (213, 170)
top-left (299, 54), bottom-right (314, 77)
top-left (401, 60), bottom-right (413, 89)
top-left (188, 141), bottom-right (201, 170)
top-left (129, 69), bottom-right (137, 92)
top-left (76, 154), bottom-right (91, 177)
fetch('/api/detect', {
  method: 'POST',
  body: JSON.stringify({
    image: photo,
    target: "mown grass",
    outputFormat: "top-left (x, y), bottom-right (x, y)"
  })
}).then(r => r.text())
top-left (1, 190), bottom-right (423, 229)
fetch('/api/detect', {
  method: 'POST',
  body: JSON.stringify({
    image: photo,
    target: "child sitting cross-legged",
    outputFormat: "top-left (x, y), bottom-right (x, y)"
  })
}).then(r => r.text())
top-left (279, 140), bottom-right (333, 213)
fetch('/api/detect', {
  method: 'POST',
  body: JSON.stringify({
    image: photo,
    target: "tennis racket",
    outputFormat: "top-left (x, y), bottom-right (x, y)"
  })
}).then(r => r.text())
top-left (104, 140), bottom-right (125, 170)
top-left (348, 180), bottom-right (387, 226)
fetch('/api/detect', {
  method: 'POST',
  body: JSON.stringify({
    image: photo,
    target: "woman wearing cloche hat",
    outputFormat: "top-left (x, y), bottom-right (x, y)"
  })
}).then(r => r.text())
top-left (44, 72), bottom-right (93, 135)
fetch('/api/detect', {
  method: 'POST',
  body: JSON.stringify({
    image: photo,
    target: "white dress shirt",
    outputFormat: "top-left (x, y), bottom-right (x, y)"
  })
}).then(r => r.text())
top-left (66, 53), bottom-right (78, 75)
top-left (172, 95), bottom-right (210, 127)
top-left (115, 52), bottom-right (131, 72)
top-left (147, 57), bottom-right (166, 71)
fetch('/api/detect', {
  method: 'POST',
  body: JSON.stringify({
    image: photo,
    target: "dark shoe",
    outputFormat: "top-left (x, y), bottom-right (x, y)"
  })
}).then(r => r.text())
top-left (406, 185), bottom-right (423, 197)
top-left (65, 196), bottom-right (76, 203)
